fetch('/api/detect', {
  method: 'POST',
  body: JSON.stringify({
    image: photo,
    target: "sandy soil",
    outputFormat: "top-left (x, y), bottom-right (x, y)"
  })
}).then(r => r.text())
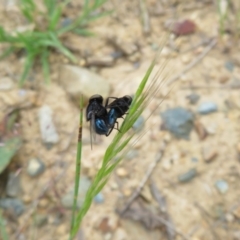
top-left (1, 1), bottom-right (240, 240)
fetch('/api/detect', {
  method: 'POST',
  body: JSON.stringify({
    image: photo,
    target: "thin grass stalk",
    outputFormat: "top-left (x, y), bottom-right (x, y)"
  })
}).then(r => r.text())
top-left (69, 33), bottom-right (172, 236)
top-left (69, 95), bottom-right (84, 240)
top-left (70, 55), bottom-right (161, 237)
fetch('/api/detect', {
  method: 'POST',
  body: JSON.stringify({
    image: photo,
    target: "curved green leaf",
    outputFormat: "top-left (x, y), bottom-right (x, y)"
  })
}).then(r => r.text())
top-left (0, 137), bottom-right (22, 174)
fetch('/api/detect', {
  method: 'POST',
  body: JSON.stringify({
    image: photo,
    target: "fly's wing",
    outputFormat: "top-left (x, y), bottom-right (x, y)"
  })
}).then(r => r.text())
top-left (89, 113), bottom-right (96, 150)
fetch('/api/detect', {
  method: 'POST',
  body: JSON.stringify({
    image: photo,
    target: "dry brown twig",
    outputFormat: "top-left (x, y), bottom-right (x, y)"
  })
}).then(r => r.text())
top-left (15, 158), bottom-right (72, 237)
top-left (118, 142), bottom-right (191, 240)
top-left (194, 202), bottom-right (221, 240)
top-left (119, 142), bottom-right (166, 215)
top-left (150, 182), bottom-right (192, 240)
top-left (167, 38), bottom-right (217, 86)
top-left (181, 83), bottom-right (240, 90)
top-left (150, 181), bottom-right (175, 240)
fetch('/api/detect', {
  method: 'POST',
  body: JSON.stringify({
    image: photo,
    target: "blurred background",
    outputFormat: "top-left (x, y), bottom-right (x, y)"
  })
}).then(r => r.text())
top-left (0, 0), bottom-right (240, 239)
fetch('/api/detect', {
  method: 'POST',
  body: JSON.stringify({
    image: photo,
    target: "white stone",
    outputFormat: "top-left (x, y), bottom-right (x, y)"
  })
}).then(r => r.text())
top-left (38, 105), bottom-right (59, 144)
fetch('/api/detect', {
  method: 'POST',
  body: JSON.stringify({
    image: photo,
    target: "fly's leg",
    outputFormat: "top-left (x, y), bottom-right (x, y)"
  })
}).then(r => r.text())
top-left (106, 126), bottom-right (114, 136)
top-left (106, 121), bottom-right (121, 136)
top-left (114, 121), bottom-right (120, 132)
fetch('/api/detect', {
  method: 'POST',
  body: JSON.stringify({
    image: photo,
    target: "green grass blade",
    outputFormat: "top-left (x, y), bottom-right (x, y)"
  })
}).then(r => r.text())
top-left (72, 28), bottom-right (95, 37)
top-left (103, 135), bottom-right (133, 166)
top-left (92, 178), bottom-right (108, 196)
top-left (58, 0), bottom-right (109, 35)
top-left (44, 0), bottom-right (55, 14)
top-left (48, 32), bottom-right (76, 62)
top-left (20, 0), bottom-right (36, 22)
top-left (69, 95), bottom-right (84, 240)
top-left (16, 32), bottom-right (33, 49)
top-left (40, 49), bottom-right (50, 84)
top-left (81, 10), bottom-right (113, 25)
top-left (48, 7), bottom-right (62, 30)
top-left (70, 56), bottom-right (158, 237)
top-left (19, 53), bottom-right (34, 86)
top-left (0, 27), bottom-right (17, 43)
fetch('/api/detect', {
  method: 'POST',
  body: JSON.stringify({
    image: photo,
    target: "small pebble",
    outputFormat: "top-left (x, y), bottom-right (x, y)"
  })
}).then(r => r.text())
top-left (22, 194), bottom-right (32, 204)
top-left (132, 115), bottom-right (145, 132)
top-left (0, 198), bottom-right (25, 216)
top-left (128, 52), bottom-right (141, 63)
top-left (49, 212), bottom-right (63, 225)
top-left (181, 55), bottom-right (191, 64)
top-left (140, 186), bottom-right (153, 202)
top-left (195, 121), bottom-right (208, 140)
top-left (111, 38), bottom-right (138, 55)
top-left (191, 157), bottom-right (198, 163)
top-left (225, 213), bottom-right (234, 223)
top-left (114, 228), bottom-right (128, 240)
top-left (79, 58), bottom-right (86, 67)
top-left (110, 182), bottom-right (118, 190)
top-left (178, 169), bottom-right (197, 183)
top-left (122, 189), bottom-right (131, 197)
top-left (215, 180), bottom-right (229, 194)
top-left (205, 124), bottom-right (216, 135)
top-left (233, 206), bottom-right (240, 219)
top-left (39, 198), bottom-right (48, 208)
top-left (110, 51), bottom-right (123, 59)
top-left (225, 98), bottom-right (238, 110)
top-left (233, 231), bottom-right (240, 240)
top-left (163, 133), bottom-right (171, 142)
top-left (61, 18), bottom-right (72, 27)
top-left (38, 105), bottom-right (59, 145)
top-left (116, 167), bottom-right (128, 177)
top-left (211, 204), bottom-right (225, 219)
top-left (27, 158), bottom-right (45, 177)
top-left (133, 62), bottom-right (140, 69)
top-left (161, 107), bottom-right (194, 139)
top-left (198, 102), bottom-right (218, 114)
top-left (0, 77), bottom-right (14, 90)
top-left (98, 217), bottom-right (112, 233)
top-left (104, 233), bottom-right (112, 240)
top-left (94, 192), bottom-right (104, 204)
top-left (219, 75), bottom-right (230, 84)
top-left (186, 93), bottom-right (200, 105)
top-left (125, 150), bottom-right (138, 160)
top-left (6, 173), bottom-right (22, 197)
top-left (202, 147), bottom-right (218, 163)
top-left (180, 74), bottom-right (188, 82)
top-left (87, 55), bottom-right (114, 67)
top-left (224, 61), bottom-right (234, 72)
top-left (35, 214), bottom-right (48, 227)
top-left (162, 161), bottom-right (171, 171)
top-left (151, 43), bottom-right (159, 51)
top-left (172, 19), bottom-right (196, 36)
top-left (56, 224), bottom-right (68, 235)
top-left (59, 65), bottom-right (110, 104)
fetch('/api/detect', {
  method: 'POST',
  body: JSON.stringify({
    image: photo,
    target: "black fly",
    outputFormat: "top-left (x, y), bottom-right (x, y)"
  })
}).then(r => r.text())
top-left (86, 94), bottom-right (109, 149)
top-left (86, 94), bottom-right (132, 148)
top-left (105, 95), bottom-right (132, 135)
